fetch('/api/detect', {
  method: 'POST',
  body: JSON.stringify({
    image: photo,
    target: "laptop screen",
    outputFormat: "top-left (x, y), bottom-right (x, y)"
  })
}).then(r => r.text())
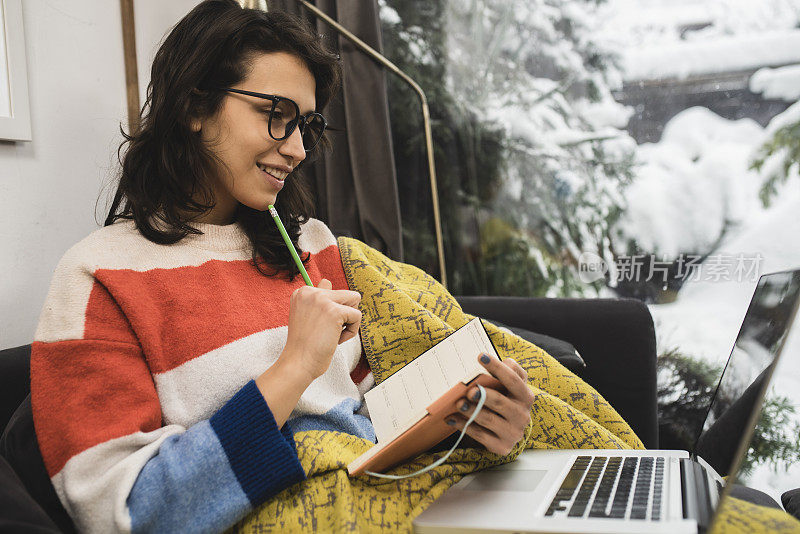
top-left (693, 269), bottom-right (800, 502)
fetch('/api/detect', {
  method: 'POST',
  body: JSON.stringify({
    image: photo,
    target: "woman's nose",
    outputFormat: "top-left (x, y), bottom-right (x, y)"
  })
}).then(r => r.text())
top-left (278, 126), bottom-right (307, 163)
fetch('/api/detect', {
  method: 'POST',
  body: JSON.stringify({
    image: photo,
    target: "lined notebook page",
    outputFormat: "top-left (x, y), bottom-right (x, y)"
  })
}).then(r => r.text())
top-left (365, 317), bottom-right (498, 444)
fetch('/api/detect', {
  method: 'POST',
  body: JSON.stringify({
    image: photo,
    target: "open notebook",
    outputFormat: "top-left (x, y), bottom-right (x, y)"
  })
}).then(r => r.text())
top-left (348, 317), bottom-right (504, 476)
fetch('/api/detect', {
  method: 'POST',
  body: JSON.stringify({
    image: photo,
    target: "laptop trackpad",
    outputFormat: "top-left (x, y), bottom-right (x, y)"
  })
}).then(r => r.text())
top-left (461, 469), bottom-right (548, 492)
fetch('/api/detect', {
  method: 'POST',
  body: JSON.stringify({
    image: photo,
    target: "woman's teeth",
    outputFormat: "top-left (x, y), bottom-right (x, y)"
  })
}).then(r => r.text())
top-left (257, 163), bottom-right (287, 180)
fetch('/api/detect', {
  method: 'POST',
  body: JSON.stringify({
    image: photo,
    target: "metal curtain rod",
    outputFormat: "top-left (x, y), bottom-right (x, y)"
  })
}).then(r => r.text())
top-left (292, 0), bottom-right (448, 289)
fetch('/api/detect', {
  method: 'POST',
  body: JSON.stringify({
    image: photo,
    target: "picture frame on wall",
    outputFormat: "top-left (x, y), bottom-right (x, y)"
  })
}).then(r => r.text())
top-left (0, 0), bottom-right (31, 141)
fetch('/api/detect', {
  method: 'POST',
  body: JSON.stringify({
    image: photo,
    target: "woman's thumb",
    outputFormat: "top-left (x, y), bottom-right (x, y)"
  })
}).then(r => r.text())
top-left (317, 278), bottom-right (332, 289)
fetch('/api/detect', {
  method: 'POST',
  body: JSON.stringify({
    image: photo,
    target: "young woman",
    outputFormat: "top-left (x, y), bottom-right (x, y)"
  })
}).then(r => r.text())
top-left (30, 1), bottom-right (534, 532)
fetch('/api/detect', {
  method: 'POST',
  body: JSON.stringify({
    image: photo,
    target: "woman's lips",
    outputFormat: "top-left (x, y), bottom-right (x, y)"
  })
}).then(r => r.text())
top-left (259, 165), bottom-right (285, 190)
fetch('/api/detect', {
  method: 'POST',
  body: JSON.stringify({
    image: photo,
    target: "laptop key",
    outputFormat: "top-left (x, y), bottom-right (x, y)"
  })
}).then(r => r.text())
top-left (588, 457), bottom-right (622, 518)
top-left (652, 458), bottom-right (665, 520)
top-left (545, 456), bottom-right (591, 516)
top-left (630, 457), bottom-right (654, 519)
top-left (568, 456), bottom-right (607, 517)
top-left (609, 457), bottom-right (638, 518)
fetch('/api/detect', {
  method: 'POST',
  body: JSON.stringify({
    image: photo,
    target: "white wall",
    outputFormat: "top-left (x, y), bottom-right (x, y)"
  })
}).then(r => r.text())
top-left (1, 0), bottom-right (199, 349)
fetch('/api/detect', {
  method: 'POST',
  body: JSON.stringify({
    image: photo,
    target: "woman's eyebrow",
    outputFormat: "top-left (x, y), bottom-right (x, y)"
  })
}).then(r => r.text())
top-left (296, 101), bottom-right (316, 115)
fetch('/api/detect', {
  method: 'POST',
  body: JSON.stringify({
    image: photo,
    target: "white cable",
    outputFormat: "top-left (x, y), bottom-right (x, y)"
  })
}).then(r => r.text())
top-left (364, 384), bottom-right (487, 480)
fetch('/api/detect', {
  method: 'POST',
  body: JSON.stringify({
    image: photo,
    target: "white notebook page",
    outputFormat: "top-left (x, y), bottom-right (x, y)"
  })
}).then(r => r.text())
top-left (365, 317), bottom-right (498, 444)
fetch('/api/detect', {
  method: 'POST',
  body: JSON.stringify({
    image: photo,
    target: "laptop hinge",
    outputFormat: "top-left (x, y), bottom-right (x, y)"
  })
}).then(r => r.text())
top-left (680, 458), bottom-right (713, 533)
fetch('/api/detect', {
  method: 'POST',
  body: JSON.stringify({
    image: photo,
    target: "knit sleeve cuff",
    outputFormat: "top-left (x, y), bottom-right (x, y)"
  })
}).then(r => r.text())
top-left (209, 380), bottom-right (306, 506)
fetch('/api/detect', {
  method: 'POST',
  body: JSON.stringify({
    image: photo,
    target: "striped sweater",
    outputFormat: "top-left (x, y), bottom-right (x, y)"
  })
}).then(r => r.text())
top-left (30, 217), bottom-right (376, 533)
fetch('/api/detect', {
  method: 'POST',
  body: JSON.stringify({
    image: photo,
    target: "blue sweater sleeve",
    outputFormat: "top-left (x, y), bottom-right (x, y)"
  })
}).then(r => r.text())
top-left (126, 380), bottom-right (306, 534)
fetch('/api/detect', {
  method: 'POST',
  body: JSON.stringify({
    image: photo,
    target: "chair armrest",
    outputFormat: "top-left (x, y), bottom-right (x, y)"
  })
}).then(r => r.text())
top-left (0, 455), bottom-right (60, 533)
top-left (1, 395), bottom-right (77, 533)
top-left (783, 488), bottom-right (800, 520)
top-left (456, 296), bottom-right (658, 449)
top-left (0, 345), bottom-right (31, 434)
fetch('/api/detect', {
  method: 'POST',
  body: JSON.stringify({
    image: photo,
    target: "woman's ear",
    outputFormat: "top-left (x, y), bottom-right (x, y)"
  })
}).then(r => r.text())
top-left (190, 88), bottom-right (206, 133)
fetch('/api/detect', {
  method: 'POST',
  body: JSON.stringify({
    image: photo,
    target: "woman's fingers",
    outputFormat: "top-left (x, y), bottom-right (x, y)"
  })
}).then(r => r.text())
top-left (304, 278), bottom-right (362, 344)
top-left (475, 354), bottom-right (534, 403)
top-left (456, 386), bottom-right (530, 429)
top-left (454, 398), bottom-right (518, 434)
top-left (505, 357), bottom-right (528, 381)
top-left (337, 303), bottom-right (362, 343)
top-left (446, 413), bottom-right (520, 456)
top-left (312, 278), bottom-right (362, 307)
top-left (327, 288), bottom-right (362, 307)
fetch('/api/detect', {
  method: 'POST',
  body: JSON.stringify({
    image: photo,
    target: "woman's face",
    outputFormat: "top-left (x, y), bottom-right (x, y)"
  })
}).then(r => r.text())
top-left (193, 51), bottom-right (316, 224)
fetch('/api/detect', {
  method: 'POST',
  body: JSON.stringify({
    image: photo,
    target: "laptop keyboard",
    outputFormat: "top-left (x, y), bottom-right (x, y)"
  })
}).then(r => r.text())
top-left (545, 456), bottom-right (665, 521)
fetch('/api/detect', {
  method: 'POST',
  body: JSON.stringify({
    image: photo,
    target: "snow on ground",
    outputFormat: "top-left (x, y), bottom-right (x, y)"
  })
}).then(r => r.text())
top-left (594, 0), bottom-right (800, 81)
top-left (750, 64), bottom-right (800, 102)
top-left (618, 107), bottom-right (766, 258)
top-left (596, 0), bottom-right (800, 47)
top-left (621, 31), bottom-right (800, 82)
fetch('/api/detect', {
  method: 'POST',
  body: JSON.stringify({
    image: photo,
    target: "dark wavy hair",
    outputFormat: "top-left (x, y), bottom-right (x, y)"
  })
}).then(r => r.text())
top-left (104, 0), bottom-right (341, 280)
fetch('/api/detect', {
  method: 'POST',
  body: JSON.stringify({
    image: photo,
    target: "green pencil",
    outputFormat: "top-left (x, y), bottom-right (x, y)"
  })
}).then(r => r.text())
top-left (268, 205), bottom-right (314, 286)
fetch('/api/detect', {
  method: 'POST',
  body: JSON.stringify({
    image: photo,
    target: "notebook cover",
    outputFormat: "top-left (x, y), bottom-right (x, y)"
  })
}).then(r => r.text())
top-left (347, 373), bottom-right (504, 476)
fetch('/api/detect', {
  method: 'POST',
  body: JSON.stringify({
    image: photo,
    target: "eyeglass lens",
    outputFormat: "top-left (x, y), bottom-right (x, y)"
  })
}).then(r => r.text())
top-left (268, 98), bottom-right (325, 151)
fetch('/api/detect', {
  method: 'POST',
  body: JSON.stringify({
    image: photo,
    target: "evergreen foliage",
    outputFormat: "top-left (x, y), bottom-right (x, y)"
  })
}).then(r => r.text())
top-left (380, 0), bottom-right (635, 296)
top-left (751, 116), bottom-right (800, 207)
top-left (657, 349), bottom-right (800, 477)
top-left (743, 394), bottom-right (800, 476)
top-left (657, 349), bottom-right (721, 451)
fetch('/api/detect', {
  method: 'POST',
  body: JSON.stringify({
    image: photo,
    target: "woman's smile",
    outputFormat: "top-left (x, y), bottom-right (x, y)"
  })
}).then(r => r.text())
top-left (257, 162), bottom-right (290, 190)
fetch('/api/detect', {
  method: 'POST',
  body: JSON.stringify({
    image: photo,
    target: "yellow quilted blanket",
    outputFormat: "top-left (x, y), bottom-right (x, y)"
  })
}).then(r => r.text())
top-left (234, 237), bottom-right (800, 533)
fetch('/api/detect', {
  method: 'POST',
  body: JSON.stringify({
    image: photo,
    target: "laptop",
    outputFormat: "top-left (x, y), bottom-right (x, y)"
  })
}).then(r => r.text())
top-left (413, 269), bottom-right (800, 534)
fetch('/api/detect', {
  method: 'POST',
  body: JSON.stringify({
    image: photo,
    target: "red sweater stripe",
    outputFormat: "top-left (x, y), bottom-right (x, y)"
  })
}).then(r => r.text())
top-left (86, 245), bottom-right (347, 375)
top-left (31, 339), bottom-right (163, 477)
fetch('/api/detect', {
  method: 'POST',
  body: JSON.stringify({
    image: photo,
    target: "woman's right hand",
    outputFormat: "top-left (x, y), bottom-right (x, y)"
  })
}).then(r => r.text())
top-left (281, 278), bottom-right (362, 381)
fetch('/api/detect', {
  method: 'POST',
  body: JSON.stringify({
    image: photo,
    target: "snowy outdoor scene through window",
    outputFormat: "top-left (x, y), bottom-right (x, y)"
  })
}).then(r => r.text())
top-left (379, 0), bottom-right (800, 503)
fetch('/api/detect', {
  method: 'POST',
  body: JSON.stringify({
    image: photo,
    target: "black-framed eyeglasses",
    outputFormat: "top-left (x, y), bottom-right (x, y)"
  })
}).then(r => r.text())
top-left (221, 88), bottom-right (327, 152)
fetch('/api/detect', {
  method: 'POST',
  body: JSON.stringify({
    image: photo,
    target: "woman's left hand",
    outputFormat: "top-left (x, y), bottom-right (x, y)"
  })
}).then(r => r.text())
top-left (447, 354), bottom-right (535, 456)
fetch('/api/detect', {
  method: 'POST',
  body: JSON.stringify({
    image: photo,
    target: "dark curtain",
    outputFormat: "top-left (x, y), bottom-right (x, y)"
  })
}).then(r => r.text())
top-left (268, 0), bottom-right (403, 261)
